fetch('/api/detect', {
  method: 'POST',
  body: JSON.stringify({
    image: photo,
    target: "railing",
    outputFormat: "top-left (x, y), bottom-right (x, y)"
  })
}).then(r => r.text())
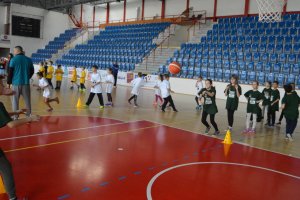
top-left (186, 10), bottom-right (207, 42)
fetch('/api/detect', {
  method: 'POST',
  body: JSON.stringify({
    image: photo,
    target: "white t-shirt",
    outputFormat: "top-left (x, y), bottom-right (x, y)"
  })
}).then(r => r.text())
top-left (90, 72), bottom-right (102, 93)
top-left (39, 77), bottom-right (51, 98)
top-left (154, 80), bottom-right (162, 96)
top-left (160, 80), bottom-right (171, 98)
top-left (131, 77), bottom-right (144, 95)
top-left (196, 81), bottom-right (203, 97)
top-left (105, 74), bottom-right (114, 94)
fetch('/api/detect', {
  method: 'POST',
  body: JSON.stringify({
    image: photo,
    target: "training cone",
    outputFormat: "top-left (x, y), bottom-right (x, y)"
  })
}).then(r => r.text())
top-left (223, 144), bottom-right (232, 157)
top-left (76, 98), bottom-right (83, 108)
top-left (222, 129), bottom-right (233, 145)
top-left (0, 176), bottom-right (6, 194)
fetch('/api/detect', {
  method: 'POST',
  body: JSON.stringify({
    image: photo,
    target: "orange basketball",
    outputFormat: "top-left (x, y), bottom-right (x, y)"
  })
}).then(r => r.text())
top-left (168, 62), bottom-right (181, 75)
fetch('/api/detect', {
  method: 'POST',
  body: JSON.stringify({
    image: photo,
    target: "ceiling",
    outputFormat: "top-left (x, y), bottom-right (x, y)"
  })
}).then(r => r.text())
top-left (0, 0), bottom-right (124, 13)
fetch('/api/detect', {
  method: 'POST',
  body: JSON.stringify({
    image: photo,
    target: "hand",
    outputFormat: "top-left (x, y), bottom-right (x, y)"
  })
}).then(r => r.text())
top-left (235, 85), bottom-right (238, 89)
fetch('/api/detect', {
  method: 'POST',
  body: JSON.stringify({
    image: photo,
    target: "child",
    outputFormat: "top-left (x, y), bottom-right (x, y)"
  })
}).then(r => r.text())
top-left (84, 65), bottom-right (104, 109)
top-left (0, 75), bottom-right (39, 200)
top-left (262, 81), bottom-right (272, 121)
top-left (128, 72), bottom-right (144, 107)
top-left (277, 83), bottom-right (296, 125)
top-left (267, 81), bottom-right (280, 127)
top-left (105, 68), bottom-right (115, 106)
top-left (160, 74), bottom-right (178, 112)
top-left (70, 66), bottom-right (78, 90)
top-left (39, 61), bottom-right (45, 76)
top-left (54, 64), bottom-right (64, 90)
top-left (33, 72), bottom-right (59, 112)
top-left (79, 66), bottom-right (86, 91)
top-left (243, 81), bottom-right (263, 134)
top-left (281, 84), bottom-right (300, 141)
top-left (224, 75), bottom-right (242, 130)
top-left (200, 79), bottom-right (219, 135)
top-left (153, 74), bottom-right (164, 106)
top-left (195, 76), bottom-right (203, 110)
top-left (46, 61), bottom-right (54, 89)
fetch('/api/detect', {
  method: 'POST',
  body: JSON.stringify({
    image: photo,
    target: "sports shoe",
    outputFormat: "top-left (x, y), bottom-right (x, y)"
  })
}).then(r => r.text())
top-left (204, 126), bottom-right (211, 134)
top-left (249, 129), bottom-right (256, 134)
top-left (173, 109), bottom-right (178, 112)
top-left (161, 109), bottom-right (165, 112)
top-left (128, 100), bottom-right (132, 105)
top-left (276, 121), bottom-right (281, 125)
top-left (82, 104), bottom-right (89, 109)
top-left (287, 134), bottom-right (294, 142)
top-left (212, 131), bottom-right (220, 136)
top-left (242, 128), bottom-right (250, 134)
top-left (105, 102), bottom-right (112, 106)
top-left (99, 106), bottom-right (104, 109)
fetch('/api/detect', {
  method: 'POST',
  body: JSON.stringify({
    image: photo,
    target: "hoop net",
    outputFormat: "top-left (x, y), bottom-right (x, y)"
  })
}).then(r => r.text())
top-left (256, 0), bottom-right (287, 23)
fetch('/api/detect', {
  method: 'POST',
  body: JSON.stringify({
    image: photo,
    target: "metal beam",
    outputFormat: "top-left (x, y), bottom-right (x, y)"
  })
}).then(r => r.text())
top-left (46, 0), bottom-right (122, 10)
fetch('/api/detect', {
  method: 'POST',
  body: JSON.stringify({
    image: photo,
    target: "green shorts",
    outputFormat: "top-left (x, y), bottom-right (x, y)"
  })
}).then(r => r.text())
top-left (0, 102), bottom-right (12, 128)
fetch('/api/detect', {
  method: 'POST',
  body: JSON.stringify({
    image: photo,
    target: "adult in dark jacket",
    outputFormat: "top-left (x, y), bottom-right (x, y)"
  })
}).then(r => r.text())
top-left (112, 62), bottom-right (119, 87)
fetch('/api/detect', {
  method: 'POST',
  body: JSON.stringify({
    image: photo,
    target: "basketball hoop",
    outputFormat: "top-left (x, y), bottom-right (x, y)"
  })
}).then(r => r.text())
top-left (256, 0), bottom-right (287, 23)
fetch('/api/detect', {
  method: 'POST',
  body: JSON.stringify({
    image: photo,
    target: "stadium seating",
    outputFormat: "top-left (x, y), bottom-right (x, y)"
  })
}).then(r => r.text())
top-left (56, 22), bottom-right (170, 71)
top-left (31, 28), bottom-right (79, 63)
top-left (162, 14), bottom-right (300, 87)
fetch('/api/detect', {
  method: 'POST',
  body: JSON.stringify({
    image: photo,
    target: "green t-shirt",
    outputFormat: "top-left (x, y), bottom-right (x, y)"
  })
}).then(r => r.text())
top-left (282, 93), bottom-right (300, 120)
top-left (270, 89), bottom-right (280, 111)
top-left (200, 87), bottom-right (218, 114)
top-left (262, 88), bottom-right (272, 106)
top-left (244, 90), bottom-right (263, 114)
top-left (225, 84), bottom-right (242, 111)
top-left (9, 54), bottom-right (34, 85)
top-left (0, 102), bottom-right (12, 128)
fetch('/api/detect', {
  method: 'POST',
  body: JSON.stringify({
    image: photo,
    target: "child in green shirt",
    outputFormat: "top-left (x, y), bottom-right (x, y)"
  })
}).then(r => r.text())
top-left (267, 81), bottom-right (280, 127)
top-left (261, 81), bottom-right (272, 121)
top-left (243, 81), bottom-right (263, 134)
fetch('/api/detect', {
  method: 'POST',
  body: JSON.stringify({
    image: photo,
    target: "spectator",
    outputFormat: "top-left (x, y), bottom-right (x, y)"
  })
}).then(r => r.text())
top-left (112, 62), bottom-right (119, 87)
top-left (6, 53), bottom-right (14, 77)
top-left (7, 46), bottom-right (34, 119)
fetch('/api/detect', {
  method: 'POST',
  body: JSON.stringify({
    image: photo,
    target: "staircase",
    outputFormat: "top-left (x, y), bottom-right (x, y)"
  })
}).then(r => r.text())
top-left (188, 22), bottom-right (215, 43)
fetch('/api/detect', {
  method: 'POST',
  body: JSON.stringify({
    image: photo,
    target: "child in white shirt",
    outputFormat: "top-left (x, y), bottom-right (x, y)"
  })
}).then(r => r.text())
top-left (195, 76), bottom-right (203, 110)
top-left (105, 68), bottom-right (115, 106)
top-left (128, 72), bottom-right (144, 107)
top-left (153, 74), bottom-right (164, 106)
top-left (160, 74), bottom-right (178, 112)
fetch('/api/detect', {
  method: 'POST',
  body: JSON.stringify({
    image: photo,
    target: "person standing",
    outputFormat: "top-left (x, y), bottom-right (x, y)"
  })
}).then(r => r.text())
top-left (128, 72), bottom-right (144, 107)
top-left (195, 76), bottom-right (203, 110)
top-left (54, 64), bottom-right (64, 90)
top-left (160, 74), bottom-right (178, 112)
top-left (46, 61), bottom-right (54, 89)
top-left (267, 81), bottom-right (280, 127)
top-left (261, 81), bottom-right (272, 121)
top-left (7, 46), bottom-right (34, 119)
top-left (224, 75), bottom-right (242, 131)
top-left (105, 68), bottom-right (115, 106)
top-left (112, 62), bottom-right (119, 87)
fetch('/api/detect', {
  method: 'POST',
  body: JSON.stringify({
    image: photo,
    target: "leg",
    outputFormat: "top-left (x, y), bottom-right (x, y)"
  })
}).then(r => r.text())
top-left (21, 85), bottom-right (32, 116)
top-left (0, 151), bottom-right (17, 200)
top-left (113, 74), bottom-right (117, 86)
top-left (246, 113), bottom-right (251, 129)
top-left (134, 95), bottom-right (138, 106)
top-left (161, 97), bottom-right (169, 111)
top-left (272, 111), bottom-right (276, 125)
top-left (86, 93), bottom-right (95, 106)
top-left (201, 110), bottom-right (210, 128)
top-left (290, 119), bottom-right (298, 136)
top-left (278, 111), bottom-right (284, 123)
top-left (97, 93), bottom-right (104, 106)
top-left (227, 109), bottom-right (235, 128)
top-left (209, 114), bottom-right (219, 132)
top-left (195, 96), bottom-right (199, 106)
top-left (155, 95), bottom-right (159, 104)
top-left (44, 98), bottom-right (53, 111)
top-left (252, 114), bottom-right (257, 130)
top-left (168, 95), bottom-right (177, 111)
top-left (12, 85), bottom-right (21, 119)
top-left (128, 95), bottom-right (135, 103)
top-left (158, 95), bottom-right (163, 104)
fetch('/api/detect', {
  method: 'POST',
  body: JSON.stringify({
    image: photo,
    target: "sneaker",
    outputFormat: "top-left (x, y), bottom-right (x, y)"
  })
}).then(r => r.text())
top-left (242, 128), bottom-right (249, 134)
top-left (173, 109), bottom-right (178, 112)
top-left (212, 131), bottom-right (220, 136)
top-left (204, 126), bottom-right (211, 134)
top-left (276, 122), bottom-right (281, 125)
top-left (99, 106), bottom-right (104, 109)
top-left (128, 100), bottom-right (132, 105)
top-left (287, 134), bottom-right (294, 142)
top-left (70, 86), bottom-right (74, 90)
top-left (249, 129), bottom-right (256, 134)
top-left (225, 126), bottom-right (232, 131)
top-left (161, 109), bottom-right (165, 112)
top-left (134, 104), bottom-right (138, 108)
top-left (82, 104), bottom-right (89, 109)
top-left (105, 102), bottom-right (112, 106)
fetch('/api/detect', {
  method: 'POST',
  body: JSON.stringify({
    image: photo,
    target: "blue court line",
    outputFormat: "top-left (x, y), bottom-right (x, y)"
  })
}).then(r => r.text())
top-left (58, 194), bottom-right (70, 200)
top-left (118, 176), bottom-right (127, 181)
top-left (81, 187), bottom-right (91, 192)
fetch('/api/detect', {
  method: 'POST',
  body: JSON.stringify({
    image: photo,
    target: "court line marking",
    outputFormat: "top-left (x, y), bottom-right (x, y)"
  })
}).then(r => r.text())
top-left (4, 124), bottom-right (161, 153)
top-left (0, 121), bottom-right (131, 141)
top-left (146, 162), bottom-right (300, 200)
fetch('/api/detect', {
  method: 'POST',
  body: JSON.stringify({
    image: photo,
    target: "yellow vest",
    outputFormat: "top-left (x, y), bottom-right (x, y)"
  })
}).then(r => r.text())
top-left (46, 65), bottom-right (54, 79)
top-left (55, 69), bottom-right (64, 81)
top-left (80, 70), bottom-right (86, 84)
top-left (71, 69), bottom-right (77, 82)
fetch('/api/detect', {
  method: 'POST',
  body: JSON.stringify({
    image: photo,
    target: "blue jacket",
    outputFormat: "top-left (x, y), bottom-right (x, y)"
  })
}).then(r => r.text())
top-left (8, 54), bottom-right (34, 85)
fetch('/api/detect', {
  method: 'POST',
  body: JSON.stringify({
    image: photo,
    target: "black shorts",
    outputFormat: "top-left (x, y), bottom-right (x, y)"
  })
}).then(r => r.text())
top-left (0, 102), bottom-right (12, 128)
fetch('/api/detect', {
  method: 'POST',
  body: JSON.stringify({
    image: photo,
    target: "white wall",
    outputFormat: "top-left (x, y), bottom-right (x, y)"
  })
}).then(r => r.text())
top-left (10, 3), bottom-right (71, 57)
top-left (0, 6), bottom-right (6, 35)
top-left (217, 0), bottom-right (244, 16)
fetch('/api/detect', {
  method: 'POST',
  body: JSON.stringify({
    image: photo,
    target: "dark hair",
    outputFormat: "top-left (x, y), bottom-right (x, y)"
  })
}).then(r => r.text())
top-left (49, 61), bottom-right (53, 65)
top-left (159, 74), bottom-right (164, 81)
top-left (206, 79), bottom-right (213, 85)
top-left (284, 84), bottom-right (293, 93)
top-left (40, 61), bottom-right (44, 65)
top-left (164, 74), bottom-right (170, 78)
top-left (92, 65), bottom-right (98, 69)
top-left (138, 72), bottom-right (143, 77)
top-left (231, 74), bottom-right (239, 82)
top-left (107, 67), bottom-right (113, 73)
top-left (36, 72), bottom-right (43, 77)
top-left (57, 64), bottom-right (61, 68)
top-left (8, 53), bottom-right (13, 59)
top-left (273, 81), bottom-right (279, 85)
top-left (253, 80), bottom-right (259, 86)
top-left (14, 46), bottom-right (23, 52)
top-left (266, 81), bottom-right (271, 86)
top-left (198, 75), bottom-right (203, 79)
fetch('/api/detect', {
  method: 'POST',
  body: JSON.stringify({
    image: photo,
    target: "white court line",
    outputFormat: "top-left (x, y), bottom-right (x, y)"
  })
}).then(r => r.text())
top-left (146, 162), bottom-right (300, 200)
top-left (0, 121), bottom-right (134, 141)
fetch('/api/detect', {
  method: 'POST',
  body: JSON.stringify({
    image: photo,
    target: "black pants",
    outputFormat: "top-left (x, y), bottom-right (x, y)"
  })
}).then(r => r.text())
top-left (107, 93), bottom-right (112, 102)
top-left (195, 96), bottom-right (199, 106)
top-left (279, 111), bottom-right (284, 122)
top-left (286, 118), bottom-right (298, 135)
top-left (0, 149), bottom-right (16, 199)
top-left (46, 78), bottom-right (53, 89)
top-left (80, 83), bottom-right (86, 90)
top-left (86, 93), bottom-right (104, 106)
top-left (267, 109), bottom-right (276, 125)
top-left (56, 81), bottom-right (62, 89)
top-left (128, 95), bottom-right (138, 105)
top-left (201, 110), bottom-right (219, 131)
top-left (113, 74), bottom-right (117, 86)
top-left (162, 95), bottom-right (177, 111)
top-left (227, 109), bottom-right (235, 127)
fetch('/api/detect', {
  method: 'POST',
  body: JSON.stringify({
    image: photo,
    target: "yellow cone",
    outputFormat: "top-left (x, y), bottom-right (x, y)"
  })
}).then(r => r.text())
top-left (222, 129), bottom-right (233, 145)
top-left (223, 144), bottom-right (232, 157)
top-left (76, 98), bottom-right (83, 108)
top-left (0, 176), bottom-right (6, 194)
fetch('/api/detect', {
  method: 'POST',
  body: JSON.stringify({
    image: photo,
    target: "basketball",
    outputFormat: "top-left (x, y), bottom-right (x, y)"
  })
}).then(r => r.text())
top-left (169, 62), bottom-right (181, 74)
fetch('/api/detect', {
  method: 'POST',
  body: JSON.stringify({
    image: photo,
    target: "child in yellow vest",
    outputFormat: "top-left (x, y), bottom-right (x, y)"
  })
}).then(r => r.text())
top-left (79, 66), bottom-right (87, 91)
top-left (39, 61), bottom-right (45, 76)
top-left (70, 66), bottom-right (78, 90)
top-left (46, 61), bottom-right (54, 89)
top-left (54, 65), bottom-right (64, 90)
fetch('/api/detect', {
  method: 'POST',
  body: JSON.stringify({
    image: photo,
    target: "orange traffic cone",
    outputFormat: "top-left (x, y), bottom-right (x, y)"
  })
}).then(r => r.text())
top-left (223, 144), bottom-right (232, 157)
top-left (0, 176), bottom-right (6, 194)
top-left (222, 129), bottom-right (233, 145)
top-left (76, 98), bottom-right (83, 108)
